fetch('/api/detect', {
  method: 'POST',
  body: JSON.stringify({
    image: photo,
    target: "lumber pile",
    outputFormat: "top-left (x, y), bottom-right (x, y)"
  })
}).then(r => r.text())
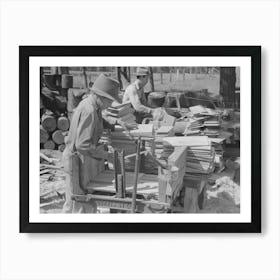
top-left (160, 136), bottom-right (228, 182)
top-left (176, 105), bottom-right (222, 137)
top-left (40, 111), bottom-right (69, 151)
top-left (185, 145), bottom-right (215, 174)
top-left (183, 117), bottom-right (205, 135)
top-left (161, 137), bottom-right (216, 188)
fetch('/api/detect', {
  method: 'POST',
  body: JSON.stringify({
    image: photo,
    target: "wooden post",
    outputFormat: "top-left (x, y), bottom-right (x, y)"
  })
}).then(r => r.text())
top-left (58, 67), bottom-right (69, 75)
top-left (183, 68), bottom-right (185, 81)
top-left (160, 71), bottom-right (163, 84)
top-left (131, 137), bottom-right (141, 213)
top-left (127, 67), bottom-right (131, 83)
top-left (220, 67), bottom-right (236, 107)
top-left (176, 68), bottom-right (180, 81)
top-left (169, 68), bottom-right (172, 82)
top-left (117, 67), bottom-right (123, 90)
top-left (149, 67), bottom-right (155, 92)
top-left (120, 150), bottom-right (126, 198)
top-left (82, 67), bottom-right (88, 88)
top-left (114, 150), bottom-right (119, 194)
top-left (50, 67), bottom-right (58, 74)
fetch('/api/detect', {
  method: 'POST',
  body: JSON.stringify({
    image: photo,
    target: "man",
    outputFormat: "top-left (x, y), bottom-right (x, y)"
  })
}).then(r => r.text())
top-left (62, 74), bottom-right (121, 213)
top-left (122, 67), bottom-right (155, 123)
top-left (67, 82), bottom-right (93, 122)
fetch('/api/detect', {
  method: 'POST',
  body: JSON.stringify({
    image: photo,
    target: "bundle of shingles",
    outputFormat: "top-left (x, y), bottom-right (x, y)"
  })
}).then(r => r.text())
top-left (161, 136), bottom-right (216, 186)
top-left (104, 102), bottom-right (136, 125)
top-left (204, 119), bottom-right (221, 137)
top-left (183, 117), bottom-right (205, 136)
top-left (182, 105), bottom-right (221, 137)
top-left (40, 110), bottom-right (69, 152)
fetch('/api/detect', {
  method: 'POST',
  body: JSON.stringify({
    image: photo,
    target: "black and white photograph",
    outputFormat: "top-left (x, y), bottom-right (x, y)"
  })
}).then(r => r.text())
top-left (19, 45), bottom-right (260, 232)
top-left (39, 66), bottom-right (241, 215)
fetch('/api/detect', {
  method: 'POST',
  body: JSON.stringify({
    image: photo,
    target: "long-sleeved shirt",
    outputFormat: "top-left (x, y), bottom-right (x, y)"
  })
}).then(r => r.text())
top-left (122, 81), bottom-right (152, 114)
top-left (65, 94), bottom-right (106, 159)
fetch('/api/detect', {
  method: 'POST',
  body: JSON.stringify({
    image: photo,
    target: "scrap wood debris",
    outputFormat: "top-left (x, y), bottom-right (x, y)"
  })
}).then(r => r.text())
top-left (199, 175), bottom-right (240, 213)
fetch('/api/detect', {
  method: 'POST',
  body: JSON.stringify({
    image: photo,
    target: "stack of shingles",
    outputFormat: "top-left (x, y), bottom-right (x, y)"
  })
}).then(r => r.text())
top-left (161, 136), bottom-right (216, 184)
top-left (183, 117), bottom-right (205, 136)
top-left (144, 126), bottom-right (174, 174)
top-left (182, 105), bottom-right (221, 137)
top-left (204, 118), bottom-right (221, 137)
top-left (40, 110), bottom-right (69, 151)
top-left (105, 102), bottom-right (136, 125)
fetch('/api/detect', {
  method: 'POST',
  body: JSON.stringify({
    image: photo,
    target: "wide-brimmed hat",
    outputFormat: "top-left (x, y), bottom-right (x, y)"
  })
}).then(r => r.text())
top-left (135, 67), bottom-right (150, 76)
top-left (91, 74), bottom-right (121, 103)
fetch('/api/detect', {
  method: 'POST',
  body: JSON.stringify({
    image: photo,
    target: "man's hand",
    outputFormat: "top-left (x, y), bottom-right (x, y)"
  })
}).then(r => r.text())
top-left (152, 107), bottom-right (166, 121)
top-left (117, 119), bottom-right (138, 130)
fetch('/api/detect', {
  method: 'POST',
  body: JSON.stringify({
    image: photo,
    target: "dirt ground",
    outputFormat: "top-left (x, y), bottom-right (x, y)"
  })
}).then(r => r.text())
top-left (40, 149), bottom-right (240, 214)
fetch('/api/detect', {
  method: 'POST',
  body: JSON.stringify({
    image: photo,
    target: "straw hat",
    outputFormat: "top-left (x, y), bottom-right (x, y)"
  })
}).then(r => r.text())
top-left (135, 67), bottom-right (150, 76)
top-left (91, 74), bottom-right (121, 103)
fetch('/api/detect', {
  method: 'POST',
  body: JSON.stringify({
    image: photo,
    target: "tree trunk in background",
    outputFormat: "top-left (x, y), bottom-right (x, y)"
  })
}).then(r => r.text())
top-left (82, 67), bottom-right (88, 88)
top-left (127, 67), bottom-right (131, 83)
top-left (149, 67), bottom-right (155, 92)
top-left (176, 68), bottom-right (180, 81)
top-left (117, 67), bottom-right (123, 89)
top-left (58, 67), bottom-right (69, 75)
top-left (117, 67), bottom-right (131, 90)
top-left (219, 67), bottom-right (236, 108)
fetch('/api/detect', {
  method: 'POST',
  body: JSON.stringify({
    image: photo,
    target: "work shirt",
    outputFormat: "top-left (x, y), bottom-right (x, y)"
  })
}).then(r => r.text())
top-left (122, 81), bottom-right (151, 114)
top-left (62, 93), bottom-right (105, 213)
top-left (65, 93), bottom-right (105, 159)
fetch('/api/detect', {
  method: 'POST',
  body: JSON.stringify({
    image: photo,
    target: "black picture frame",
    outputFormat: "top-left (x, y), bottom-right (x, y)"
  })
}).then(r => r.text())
top-left (20, 46), bottom-right (261, 233)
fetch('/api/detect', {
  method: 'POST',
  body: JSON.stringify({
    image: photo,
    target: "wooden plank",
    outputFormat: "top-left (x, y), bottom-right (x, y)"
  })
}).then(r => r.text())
top-left (87, 181), bottom-right (159, 195)
top-left (158, 146), bottom-right (187, 202)
top-left (168, 146), bottom-right (188, 169)
top-left (129, 124), bottom-right (154, 138)
top-left (163, 136), bottom-right (210, 147)
top-left (161, 114), bottom-right (176, 126)
top-left (86, 170), bottom-right (159, 196)
top-left (72, 194), bottom-right (170, 212)
top-left (183, 188), bottom-right (199, 213)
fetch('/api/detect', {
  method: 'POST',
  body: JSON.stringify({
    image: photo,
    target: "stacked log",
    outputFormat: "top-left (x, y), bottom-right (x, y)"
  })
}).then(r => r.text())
top-left (44, 140), bottom-right (56, 150)
top-left (57, 116), bottom-right (70, 131)
top-left (52, 130), bottom-right (66, 145)
top-left (40, 111), bottom-right (70, 151)
top-left (40, 125), bottom-right (49, 144)
top-left (41, 113), bottom-right (56, 132)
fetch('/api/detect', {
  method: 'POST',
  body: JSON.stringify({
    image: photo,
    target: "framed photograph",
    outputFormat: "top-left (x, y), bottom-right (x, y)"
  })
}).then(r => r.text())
top-left (20, 46), bottom-right (261, 233)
